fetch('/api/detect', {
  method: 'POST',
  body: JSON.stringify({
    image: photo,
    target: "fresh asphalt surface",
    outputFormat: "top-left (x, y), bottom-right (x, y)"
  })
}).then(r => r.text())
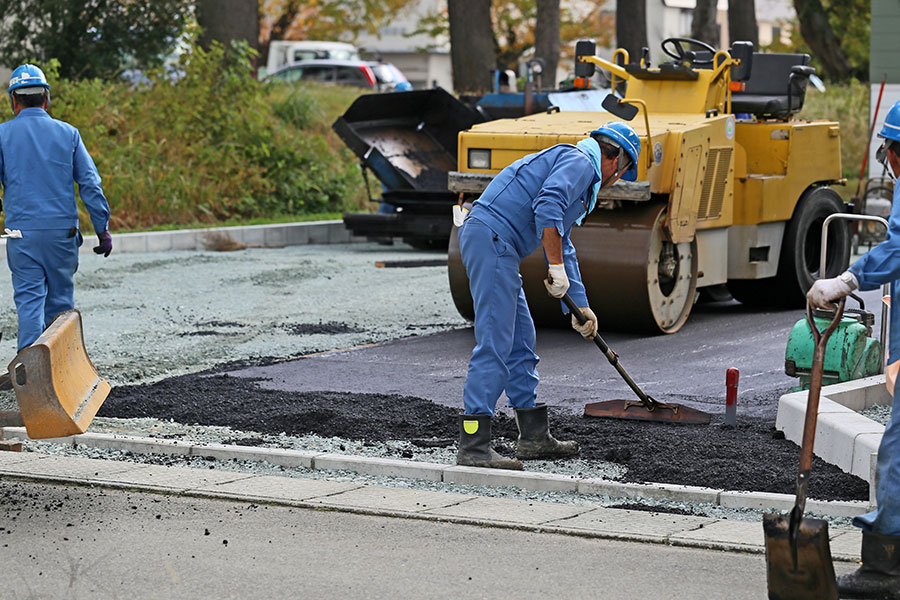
top-left (231, 287), bottom-right (887, 420)
top-left (0, 479), bottom-right (857, 599)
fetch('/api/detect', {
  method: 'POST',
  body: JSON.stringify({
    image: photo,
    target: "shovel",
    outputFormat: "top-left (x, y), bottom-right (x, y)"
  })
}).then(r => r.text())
top-left (0, 309), bottom-right (110, 439)
top-left (563, 293), bottom-right (710, 424)
top-left (763, 299), bottom-right (843, 600)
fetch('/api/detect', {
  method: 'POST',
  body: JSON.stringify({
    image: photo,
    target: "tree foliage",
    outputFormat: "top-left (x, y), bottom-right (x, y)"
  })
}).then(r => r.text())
top-left (783, 0), bottom-right (868, 81)
top-left (0, 0), bottom-right (192, 79)
top-left (258, 0), bottom-right (415, 64)
top-left (15, 41), bottom-right (364, 230)
top-left (410, 0), bottom-right (612, 74)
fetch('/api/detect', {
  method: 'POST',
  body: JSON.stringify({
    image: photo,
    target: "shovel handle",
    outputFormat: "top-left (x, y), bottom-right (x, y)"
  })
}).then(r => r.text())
top-left (561, 293), bottom-right (660, 409)
top-left (794, 298), bottom-right (846, 509)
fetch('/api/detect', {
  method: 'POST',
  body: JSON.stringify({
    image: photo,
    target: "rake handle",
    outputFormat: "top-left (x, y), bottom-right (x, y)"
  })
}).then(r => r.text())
top-left (562, 293), bottom-right (657, 409)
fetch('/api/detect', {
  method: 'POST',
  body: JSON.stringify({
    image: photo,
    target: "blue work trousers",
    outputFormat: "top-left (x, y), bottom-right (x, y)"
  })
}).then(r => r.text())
top-left (459, 218), bottom-right (539, 416)
top-left (854, 387), bottom-right (900, 535)
top-left (6, 228), bottom-right (81, 351)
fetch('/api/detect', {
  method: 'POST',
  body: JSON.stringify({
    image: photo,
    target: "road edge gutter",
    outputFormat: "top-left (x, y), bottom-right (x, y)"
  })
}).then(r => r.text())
top-left (1, 427), bottom-right (868, 521)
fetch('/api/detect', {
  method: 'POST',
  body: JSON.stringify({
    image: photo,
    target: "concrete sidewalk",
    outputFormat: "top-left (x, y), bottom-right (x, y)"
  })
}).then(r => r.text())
top-left (0, 449), bottom-right (863, 562)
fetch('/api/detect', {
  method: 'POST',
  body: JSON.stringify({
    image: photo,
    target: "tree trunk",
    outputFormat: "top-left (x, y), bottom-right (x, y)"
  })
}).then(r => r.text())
top-left (448, 0), bottom-right (496, 94)
top-left (691, 0), bottom-right (718, 46)
top-left (615, 0), bottom-right (647, 64)
top-left (196, 0), bottom-right (259, 51)
top-left (793, 0), bottom-right (852, 80)
top-left (259, 0), bottom-right (301, 70)
top-left (534, 0), bottom-right (560, 89)
top-left (727, 0), bottom-right (758, 48)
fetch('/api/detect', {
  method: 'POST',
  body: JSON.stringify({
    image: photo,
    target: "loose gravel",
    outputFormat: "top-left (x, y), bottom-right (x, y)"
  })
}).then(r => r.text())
top-left (0, 241), bottom-right (871, 513)
top-left (861, 404), bottom-right (892, 426)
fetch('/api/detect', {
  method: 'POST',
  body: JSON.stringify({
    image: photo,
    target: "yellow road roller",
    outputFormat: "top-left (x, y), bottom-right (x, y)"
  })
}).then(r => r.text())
top-left (447, 38), bottom-right (849, 334)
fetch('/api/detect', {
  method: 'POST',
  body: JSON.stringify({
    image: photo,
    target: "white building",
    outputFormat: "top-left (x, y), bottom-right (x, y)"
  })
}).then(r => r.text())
top-left (354, 0), bottom-right (452, 91)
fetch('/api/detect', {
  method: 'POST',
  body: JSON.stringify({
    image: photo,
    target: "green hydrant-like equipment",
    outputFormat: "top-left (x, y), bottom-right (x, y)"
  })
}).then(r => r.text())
top-left (784, 295), bottom-right (883, 392)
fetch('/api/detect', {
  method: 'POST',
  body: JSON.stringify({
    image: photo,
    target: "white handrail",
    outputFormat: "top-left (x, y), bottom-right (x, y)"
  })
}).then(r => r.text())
top-left (819, 212), bottom-right (890, 366)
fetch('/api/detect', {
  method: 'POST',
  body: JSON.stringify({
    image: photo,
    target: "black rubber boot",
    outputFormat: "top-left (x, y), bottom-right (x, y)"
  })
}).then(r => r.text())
top-left (514, 404), bottom-right (579, 460)
top-left (456, 414), bottom-right (523, 470)
top-left (837, 531), bottom-right (900, 599)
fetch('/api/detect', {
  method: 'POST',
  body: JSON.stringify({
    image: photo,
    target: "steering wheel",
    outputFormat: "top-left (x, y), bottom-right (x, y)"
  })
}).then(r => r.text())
top-left (661, 37), bottom-right (716, 66)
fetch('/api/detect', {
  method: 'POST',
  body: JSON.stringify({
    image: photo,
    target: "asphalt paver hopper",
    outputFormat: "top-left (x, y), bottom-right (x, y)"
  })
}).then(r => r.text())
top-left (763, 301), bottom-right (842, 600)
top-left (7, 309), bottom-right (110, 440)
top-left (564, 294), bottom-right (710, 424)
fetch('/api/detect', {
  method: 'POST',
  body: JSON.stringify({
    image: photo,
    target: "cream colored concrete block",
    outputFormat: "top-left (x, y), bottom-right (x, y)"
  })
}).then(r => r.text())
top-left (195, 474), bottom-right (360, 501)
top-left (425, 495), bottom-right (590, 525)
top-left (315, 485), bottom-right (473, 513)
top-left (549, 507), bottom-right (716, 540)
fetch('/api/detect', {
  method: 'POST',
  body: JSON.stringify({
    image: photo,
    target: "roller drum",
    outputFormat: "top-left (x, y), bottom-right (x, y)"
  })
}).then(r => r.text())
top-left (448, 202), bottom-right (698, 334)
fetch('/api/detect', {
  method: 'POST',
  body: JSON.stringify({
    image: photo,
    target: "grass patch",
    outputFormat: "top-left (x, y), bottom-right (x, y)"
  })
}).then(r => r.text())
top-left (4, 44), bottom-right (377, 234)
top-left (798, 79), bottom-right (870, 199)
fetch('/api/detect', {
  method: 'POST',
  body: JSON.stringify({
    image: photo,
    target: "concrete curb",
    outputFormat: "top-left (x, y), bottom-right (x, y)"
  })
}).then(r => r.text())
top-left (0, 220), bottom-right (365, 258)
top-left (776, 375), bottom-right (892, 499)
top-left (1, 427), bottom-right (868, 520)
top-left (0, 448), bottom-right (863, 562)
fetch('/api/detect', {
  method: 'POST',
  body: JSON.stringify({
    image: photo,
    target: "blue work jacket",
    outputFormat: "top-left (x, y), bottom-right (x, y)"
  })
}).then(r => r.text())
top-left (469, 144), bottom-right (599, 308)
top-left (0, 107), bottom-right (109, 232)
top-left (850, 182), bottom-right (900, 366)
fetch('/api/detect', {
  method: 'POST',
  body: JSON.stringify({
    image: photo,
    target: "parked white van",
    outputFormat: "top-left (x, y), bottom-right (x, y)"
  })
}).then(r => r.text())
top-left (264, 41), bottom-right (361, 76)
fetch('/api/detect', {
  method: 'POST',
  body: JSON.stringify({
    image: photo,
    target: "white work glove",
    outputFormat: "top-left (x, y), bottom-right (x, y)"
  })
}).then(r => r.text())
top-left (544, 264), bottom-right (569, 298)
top-left (807, 271), bottom-right (858, 309)
top-left (572, 306), bottom-right (598, 339)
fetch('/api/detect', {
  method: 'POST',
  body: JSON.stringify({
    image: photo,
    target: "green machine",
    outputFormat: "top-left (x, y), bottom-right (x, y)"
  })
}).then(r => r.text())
top-left (784, 294), bottom-right (883, 391)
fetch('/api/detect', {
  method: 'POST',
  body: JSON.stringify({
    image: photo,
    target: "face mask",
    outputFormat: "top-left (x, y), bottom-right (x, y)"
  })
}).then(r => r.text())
top-left (600, 148), bottom-right (632, 189)
top-left (877, 140), bottom-right (897, 180)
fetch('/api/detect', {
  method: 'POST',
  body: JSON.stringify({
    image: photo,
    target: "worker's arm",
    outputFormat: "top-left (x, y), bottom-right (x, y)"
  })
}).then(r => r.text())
top-left (72, 129), bottom-right (110, 235)
top-left (541, 226), bottom-right (562, 263)
top-left (532, 150), bottom-right (594, 242)
top-left (542, 226), bottom-right (568, 297)
top-left (561, 234), bottom-right (588, 307)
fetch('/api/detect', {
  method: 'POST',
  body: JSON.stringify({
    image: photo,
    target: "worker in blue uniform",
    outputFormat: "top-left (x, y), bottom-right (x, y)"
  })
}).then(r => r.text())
top-left (0, 64), bottom-right (112, 354)
top-left (456, 121), bottom-right (641, 470)
top-left (809, 100), bottom-right (900, 599)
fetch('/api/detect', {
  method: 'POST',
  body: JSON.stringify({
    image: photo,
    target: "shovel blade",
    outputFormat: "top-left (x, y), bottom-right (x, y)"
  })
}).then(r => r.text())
top-left (583, 399), bottom-right (711, 424)
top-left (763, 512), bottom-right (838, 600)
top-left (10, 309), bottom-right (110, 440)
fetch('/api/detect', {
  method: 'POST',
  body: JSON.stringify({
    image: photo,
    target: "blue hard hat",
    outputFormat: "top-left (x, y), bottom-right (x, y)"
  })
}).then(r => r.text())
top-left (8, 64), bottom-right (49, 97)
top-left (879, 100), bottom-right (900, 143)
top-left (590, 121), bottom-right (641, 181)
top-left (394, 81), bottom-right (412, 92)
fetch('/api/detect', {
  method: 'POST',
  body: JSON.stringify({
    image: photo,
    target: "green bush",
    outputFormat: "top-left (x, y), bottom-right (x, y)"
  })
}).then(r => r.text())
top-left (798, 79), bottom-right (870, 186)
top-left (2, 42), bottom-right (370, 232)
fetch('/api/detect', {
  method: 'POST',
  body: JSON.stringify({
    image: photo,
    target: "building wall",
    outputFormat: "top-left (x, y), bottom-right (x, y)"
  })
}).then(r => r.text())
top-left (354, 0), bottom-right (452, 91)
top-left (869, 2), bottom-right (900, 178)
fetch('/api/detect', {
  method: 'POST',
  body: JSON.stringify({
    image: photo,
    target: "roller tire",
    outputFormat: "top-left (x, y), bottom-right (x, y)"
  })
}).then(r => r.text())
top-left (777, 186), bottom-right (850, 306)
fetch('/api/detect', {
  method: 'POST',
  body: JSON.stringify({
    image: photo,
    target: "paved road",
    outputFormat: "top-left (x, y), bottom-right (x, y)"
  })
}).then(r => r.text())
top-left (1, 478), bottom-right (855, 600)
top-left (232, 287), bottom-right (886, 419)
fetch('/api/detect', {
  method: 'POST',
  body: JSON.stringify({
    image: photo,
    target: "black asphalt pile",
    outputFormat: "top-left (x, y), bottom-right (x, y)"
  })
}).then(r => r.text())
top-left (100, 372), bottom-right (869, 502)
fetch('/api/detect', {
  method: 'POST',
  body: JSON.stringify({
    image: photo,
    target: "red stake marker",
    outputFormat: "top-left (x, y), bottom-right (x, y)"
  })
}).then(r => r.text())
top-left (725, 368), bottom-right (739, 426)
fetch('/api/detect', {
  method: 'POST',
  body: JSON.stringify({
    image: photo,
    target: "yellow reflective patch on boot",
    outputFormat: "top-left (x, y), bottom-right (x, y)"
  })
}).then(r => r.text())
top-left (463, 420), bottom-right (479, 435)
